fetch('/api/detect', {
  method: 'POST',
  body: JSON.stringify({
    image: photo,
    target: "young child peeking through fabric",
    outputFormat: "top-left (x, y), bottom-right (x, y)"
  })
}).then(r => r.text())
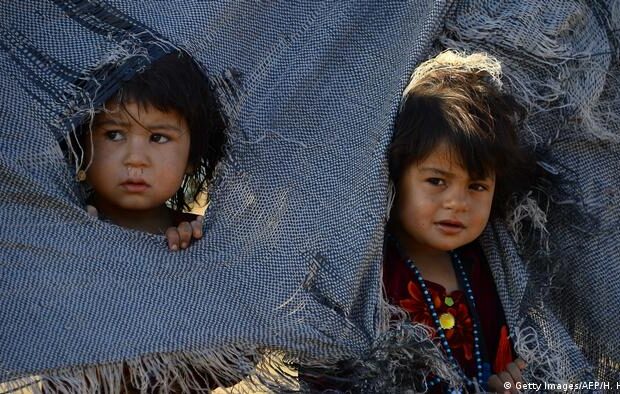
top-left (75, 52), bottom-right (227, 250)
top-left (383, 51), bottom-right (533, 393)
top-left (60, 51), bottom-right (236, 392)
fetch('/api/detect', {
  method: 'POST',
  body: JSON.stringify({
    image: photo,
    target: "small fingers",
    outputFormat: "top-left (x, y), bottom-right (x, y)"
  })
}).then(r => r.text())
top-left (165, 227), bottom-right (180, 251)
top-left (177, 221), bottom-right (193, 249)
top-left (515, 357), bottom-right (527, 370)
top-left (498, 371), bottom-right (517, 394)
top-left (190, 216), bottom-right (204, 240)
top-left (507, 362), bottom-right (524, 386)
top-left (487, 374), bottom-right (506, 394)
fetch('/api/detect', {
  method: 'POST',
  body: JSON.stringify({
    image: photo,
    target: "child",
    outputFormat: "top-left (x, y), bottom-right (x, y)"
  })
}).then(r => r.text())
top-left (76, 52), bottom-right (227, 250)
top-left (66, 52), bottom-right (236, 391)
top-left (384, 51), bottom-right (533, 393)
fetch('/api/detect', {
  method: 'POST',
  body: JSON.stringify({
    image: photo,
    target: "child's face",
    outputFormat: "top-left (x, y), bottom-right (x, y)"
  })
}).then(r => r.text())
top-left (395, 143), bottom-right (495, 254)
top-left (85, 101), bottom-right (191, 213)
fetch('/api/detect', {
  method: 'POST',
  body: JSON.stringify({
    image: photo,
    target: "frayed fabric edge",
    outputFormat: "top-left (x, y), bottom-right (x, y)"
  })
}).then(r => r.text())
top-left (511, 323), bottom-right (576, 386)
top-left (2, 345), bottom-right (299, 394)
top-left (360, 315), bottom-right (463, 393)
top-left (507, 191), bottom-right (550, 254)
top-left (298, 320), bottom-right (463, 393)
top-left (440, 0), bottom-right (620, 143)
top-left (3, 330), bottom-right (461, 394)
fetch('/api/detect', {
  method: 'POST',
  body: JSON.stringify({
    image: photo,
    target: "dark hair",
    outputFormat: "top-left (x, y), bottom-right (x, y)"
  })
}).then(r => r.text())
top-left (389, 52), bottom-right (533, 218)
top-left (79, 51), bottom-right (227, 212)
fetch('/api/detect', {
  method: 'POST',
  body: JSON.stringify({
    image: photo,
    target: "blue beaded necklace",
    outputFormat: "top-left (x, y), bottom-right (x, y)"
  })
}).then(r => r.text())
top-left (404, 251), bottom-right (491, 391)
top-left (386, 234), bottom-right (493, 390)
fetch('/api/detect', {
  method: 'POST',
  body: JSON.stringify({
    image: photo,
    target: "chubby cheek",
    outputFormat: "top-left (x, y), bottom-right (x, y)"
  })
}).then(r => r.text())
top-left (161, 140), bottom-right (190, 176)
top-left (157, 157), bottom-right (190, 191)
top-left (84, 147), bottom-right (107, 187)
top-left (85, 160), bottom-right (116, 194)
top-left (469, 198), bottom-right (493, 238)
top-left (161, 169), bottom-right (186, 194)
top-left (396, 193), bottom-right (433, 233)
top-left (84, 142), bottom-right (120, 179)
top-left (87, 136), bottom-right (114, 159)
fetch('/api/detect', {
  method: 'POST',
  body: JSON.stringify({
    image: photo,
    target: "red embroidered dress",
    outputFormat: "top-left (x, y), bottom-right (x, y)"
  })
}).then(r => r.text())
top-left (383, 241), bottom-right (514, 388)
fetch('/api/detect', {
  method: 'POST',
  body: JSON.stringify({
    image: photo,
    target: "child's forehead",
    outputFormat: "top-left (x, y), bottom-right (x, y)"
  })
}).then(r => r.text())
top-left (94, 100), bottom-right (186, 126)
top-left (418, 143), bottom-right (463, 167)
top-left (412, 143), bottom-right (495, 180)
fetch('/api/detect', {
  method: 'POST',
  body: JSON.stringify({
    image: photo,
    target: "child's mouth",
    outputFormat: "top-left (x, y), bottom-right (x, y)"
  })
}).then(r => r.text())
top-left (436, 220), bottom-right (465, 234)
top-left (121, 181), bottom-right (149, 192)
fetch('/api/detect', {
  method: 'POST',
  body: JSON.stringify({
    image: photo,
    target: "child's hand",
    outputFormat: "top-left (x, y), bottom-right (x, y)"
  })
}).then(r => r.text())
top-left (165, 216), bottom-right (203, 251)
top-left (487, 358), bottom-right (526, 393)
top-left (87, 205), bottom-right (203, 250)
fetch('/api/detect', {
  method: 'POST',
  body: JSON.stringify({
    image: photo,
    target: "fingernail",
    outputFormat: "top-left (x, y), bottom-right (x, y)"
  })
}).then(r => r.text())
top-left (181, 242), bottom-right (187, 249)
top-left (171, 244), bottom-right (178, 251)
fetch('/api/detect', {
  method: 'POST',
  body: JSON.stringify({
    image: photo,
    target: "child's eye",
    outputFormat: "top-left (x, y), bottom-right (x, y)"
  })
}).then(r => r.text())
top-left (470, 183), bottom-right (489, 192)
top-left (150, 134), bottom-right (170, 143)
top-left (426, 178), bottom-right (445, 186)
top-left (105, 130), bottom-right (124, 141)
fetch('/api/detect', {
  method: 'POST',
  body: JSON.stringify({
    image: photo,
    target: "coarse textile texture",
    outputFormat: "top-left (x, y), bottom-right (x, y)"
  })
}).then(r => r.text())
top-left (1, 0), bottom-right (618, 392)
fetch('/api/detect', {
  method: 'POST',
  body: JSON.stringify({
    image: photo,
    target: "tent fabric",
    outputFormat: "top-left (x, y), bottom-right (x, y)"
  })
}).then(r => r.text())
top-left (1, 0), bottom-right (618, 392)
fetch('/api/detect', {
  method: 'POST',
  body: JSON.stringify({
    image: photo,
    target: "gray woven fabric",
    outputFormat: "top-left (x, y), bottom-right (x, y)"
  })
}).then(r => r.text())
top-left (1, 0), bottom-right (618, 392)
top-left (440, 0), bottom-right (620, 386)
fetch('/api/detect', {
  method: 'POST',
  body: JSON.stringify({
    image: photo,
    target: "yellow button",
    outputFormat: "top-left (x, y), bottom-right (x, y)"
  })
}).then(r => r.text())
top-left (439, 313), bottom-right (455, 330)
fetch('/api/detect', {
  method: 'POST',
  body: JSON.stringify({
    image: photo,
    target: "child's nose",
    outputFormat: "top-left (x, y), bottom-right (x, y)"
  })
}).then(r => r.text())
top-left (444, 188), bottom-right (468, 211)
top-left (123, 138), bottom-right (150, 166)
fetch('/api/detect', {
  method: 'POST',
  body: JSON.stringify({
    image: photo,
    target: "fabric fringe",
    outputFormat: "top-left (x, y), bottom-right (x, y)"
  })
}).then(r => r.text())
top-left (511, 324), bottom-right (571, 386)
top-left (2, 345), bottom-right (301, 394)
top-left (4, 332), bottom-right (462, 394)
top-left (439, 0), bottom-right (620, 142)
top-left (440, 2), bottom-right (573, 115)
top-left (507, 191), bottom-right (550, 254)
top-left (514, 151), bottom-right (596, 263)
top-left (298, 321), bottom-right (462, 393)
